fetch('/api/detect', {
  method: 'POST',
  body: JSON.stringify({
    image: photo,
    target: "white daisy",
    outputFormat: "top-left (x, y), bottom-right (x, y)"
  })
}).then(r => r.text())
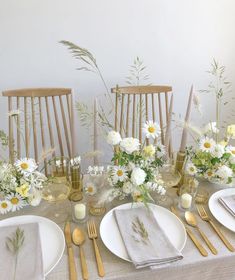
top-left (211, 144), bottom-right (225, 158)
top-left (0, 200), bottom-right (12, 214)
top-left (143, 121), bottom-right (161, 139)
top-left (84, 182), bottom-right (97, 195)
top-left (15, 158), bottom-right (37, 174)
top-left (199, 137), bottom-right (216, 152)
top-left (111, 166), bottom-right (128, 183)
top-left (204, 169), bottom-right (215, 180)
top-left (6, 193), bottom-right (27, 212)
top-left (185, 162), bottom-right (197, 175)
top-left (226, 146), bottom-right (235, 156)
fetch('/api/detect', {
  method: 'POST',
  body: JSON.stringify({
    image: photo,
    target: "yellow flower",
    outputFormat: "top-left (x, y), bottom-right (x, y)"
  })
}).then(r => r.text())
top-left (143, 145), bottom-right (156, 157)
top-left (219, 140), bottom-right (228, 147)
top-left (132, 191), bottom-right (143, 202)
top-left (227, 125), bottom-right (235, 139)
top-left (16, 184), bottom-right (30, 198)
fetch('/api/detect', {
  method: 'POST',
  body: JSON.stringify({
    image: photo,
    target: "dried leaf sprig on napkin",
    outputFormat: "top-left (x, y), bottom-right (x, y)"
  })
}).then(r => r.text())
top-left (132, 217), bottom-right (149, 244)
top-left (6, 227), bottom-right (25, 280)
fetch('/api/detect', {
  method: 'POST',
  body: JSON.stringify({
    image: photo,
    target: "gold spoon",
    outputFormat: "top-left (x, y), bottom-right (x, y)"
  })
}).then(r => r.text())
top-left (185, 211), bottom-right (218, 255)
top-left (72, 228), bottom-right (89, 280)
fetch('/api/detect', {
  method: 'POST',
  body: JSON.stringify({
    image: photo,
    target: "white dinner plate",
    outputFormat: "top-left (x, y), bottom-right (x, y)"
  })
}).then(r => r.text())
top-left (209, 188), bottom-right (235, 232)
top-left (0, 215), bottom-right (65, 276)
top-left (100, 203), bottom-right (187, 262)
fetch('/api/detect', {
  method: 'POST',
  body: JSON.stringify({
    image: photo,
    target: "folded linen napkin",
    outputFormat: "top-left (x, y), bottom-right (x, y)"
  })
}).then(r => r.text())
top-left (114, 206), bottom-right (183, 269)
top-left (219, 195), bottom-right (235, 217)
top-left (0, 223), bottom-right (44, 280)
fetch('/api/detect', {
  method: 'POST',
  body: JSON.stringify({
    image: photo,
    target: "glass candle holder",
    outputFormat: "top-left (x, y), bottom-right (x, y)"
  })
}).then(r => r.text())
top-left (179, 175), bottom-right (199, 210)
top-left (71, 201), bottom-right (88, 223)
top-left (83, 172), bottom-right (107, 216)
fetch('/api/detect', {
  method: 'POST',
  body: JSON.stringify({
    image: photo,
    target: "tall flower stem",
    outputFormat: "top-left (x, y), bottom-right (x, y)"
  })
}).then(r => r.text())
top-left (216, 97), bottom-right (220, 143)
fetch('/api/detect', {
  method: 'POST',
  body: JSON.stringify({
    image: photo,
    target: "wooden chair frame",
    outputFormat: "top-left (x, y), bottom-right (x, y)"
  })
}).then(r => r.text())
top-left (2, 88), bottom-right (74, 175)
top-left (111, 85), bottom-right (173, 152)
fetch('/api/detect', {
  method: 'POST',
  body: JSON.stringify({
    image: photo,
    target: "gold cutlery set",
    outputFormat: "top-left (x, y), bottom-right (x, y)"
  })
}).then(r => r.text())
top-left (64, 220), bottom-right (105, 280)
top-left (171, 205), bottom-right (235, 257)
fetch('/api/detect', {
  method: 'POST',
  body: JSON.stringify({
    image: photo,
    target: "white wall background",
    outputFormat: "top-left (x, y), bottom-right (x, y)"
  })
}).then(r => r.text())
top-left (0, 0), bottom-right (235, 165)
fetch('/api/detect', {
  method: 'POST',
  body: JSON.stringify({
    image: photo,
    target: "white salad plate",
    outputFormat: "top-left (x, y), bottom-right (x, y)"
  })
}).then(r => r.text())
top-left (209, 188), bottom-right (235, 232)
top-left (100, 203), bottom-right (187, 262)
top-left (0, 215), bottom-right (65, 276)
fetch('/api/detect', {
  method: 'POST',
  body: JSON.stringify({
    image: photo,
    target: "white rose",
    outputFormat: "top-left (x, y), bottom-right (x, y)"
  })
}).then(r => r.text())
top-left (131, 167), bottom-right (146, 186)
top-left (211, 144), bottom-right (225, 158)
top-left (216, 165), bottom-right (233, 181)
top-left (107, 131), bottom-right (122, 146)
top-left (28, 189), bottom-right (42, 206)
top-left (123, 181), bottom-right (134, 194)
top-left (120, 137), bottom-right (140, 154)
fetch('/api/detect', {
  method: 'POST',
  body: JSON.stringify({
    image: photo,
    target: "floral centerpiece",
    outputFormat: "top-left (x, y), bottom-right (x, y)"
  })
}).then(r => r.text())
top-left (106, 121), bottom-right (166, 204)
top-left (0, 158), bottom-right (47, 214)
top-left (186, 123), bottom-right (235, 185)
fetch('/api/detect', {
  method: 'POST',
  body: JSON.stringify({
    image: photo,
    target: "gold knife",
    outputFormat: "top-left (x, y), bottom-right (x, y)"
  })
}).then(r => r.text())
top-left (170, 206), bottom-right (208, 257)
top-left (64, 222), bottom-right (77, 280)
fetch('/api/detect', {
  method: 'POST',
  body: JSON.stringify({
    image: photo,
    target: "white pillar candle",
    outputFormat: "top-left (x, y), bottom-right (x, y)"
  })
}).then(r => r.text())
top-left (74, 203), bottom-right (86, 220)
top-left (180, 193), bottom-right (192, 209)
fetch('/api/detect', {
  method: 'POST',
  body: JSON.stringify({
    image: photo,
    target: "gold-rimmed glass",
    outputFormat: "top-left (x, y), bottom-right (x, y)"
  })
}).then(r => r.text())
top-left (157, 161), bottom-right (182, 207)
top-left (41, 156), bottom-right (71, 223)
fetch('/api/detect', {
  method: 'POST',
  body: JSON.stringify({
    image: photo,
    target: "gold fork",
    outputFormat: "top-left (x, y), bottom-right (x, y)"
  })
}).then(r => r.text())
top-left (87, 220), bottom-right (105, 277)
top-left (197, 204), bottom-right (235, 252)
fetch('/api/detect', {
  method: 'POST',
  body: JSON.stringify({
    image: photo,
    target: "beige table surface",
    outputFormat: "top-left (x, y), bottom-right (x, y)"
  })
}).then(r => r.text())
top-left (1, 182), bottom-right (235, 280)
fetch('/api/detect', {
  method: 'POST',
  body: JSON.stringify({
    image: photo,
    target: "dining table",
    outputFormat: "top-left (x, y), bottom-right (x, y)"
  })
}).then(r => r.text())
top-left (1, 181), bottom-right (235, 280)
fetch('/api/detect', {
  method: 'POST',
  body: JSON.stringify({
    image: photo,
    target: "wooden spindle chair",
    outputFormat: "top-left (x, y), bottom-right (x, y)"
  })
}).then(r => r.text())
top-left (2, 88), bottom-right (75, 175)
top-left (111, 85), bottom-right (173, 155)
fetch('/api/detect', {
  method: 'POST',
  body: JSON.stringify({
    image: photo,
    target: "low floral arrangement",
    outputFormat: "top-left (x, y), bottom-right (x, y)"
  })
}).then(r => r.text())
top-left (0, 158), bottom-right (47, 214)
top-left (106, 121), bottom-right (166, 204)
top-left (186, 123), bottom-right (235, 185)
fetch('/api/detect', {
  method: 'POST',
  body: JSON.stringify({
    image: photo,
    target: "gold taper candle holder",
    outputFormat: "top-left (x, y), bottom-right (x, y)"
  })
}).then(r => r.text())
top-left (69, 166), bottom-right (83, 201)
top-left (175, 151), bottom-right (186, 195)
